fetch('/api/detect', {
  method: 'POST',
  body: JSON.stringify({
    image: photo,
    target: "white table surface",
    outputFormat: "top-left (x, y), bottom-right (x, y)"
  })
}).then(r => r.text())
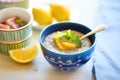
top-left (0, 31), bottom-right (95, 80)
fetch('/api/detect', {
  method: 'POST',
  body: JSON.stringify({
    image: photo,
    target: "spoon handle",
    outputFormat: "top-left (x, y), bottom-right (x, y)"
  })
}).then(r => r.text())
top-left (80, 24), bottom-right (106, 40)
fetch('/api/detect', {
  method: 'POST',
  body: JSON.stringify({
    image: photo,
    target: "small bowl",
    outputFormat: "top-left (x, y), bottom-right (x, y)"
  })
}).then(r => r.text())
top-left (0, 7), bottom-right (33, 42)
top-left (0, 37), bottom-right (32, 55)
top-left (39, 22), bottom-right (96, 71)
top-left (0, 0), bottom-right (29, 10)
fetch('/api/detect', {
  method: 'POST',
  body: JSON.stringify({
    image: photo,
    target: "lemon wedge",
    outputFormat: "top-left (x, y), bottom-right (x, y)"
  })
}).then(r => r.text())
top-left (54, 37), bottom-right (78, 50)
top-left (9, 45), bottom-right (38, 63)
top-left (54, 31), bottom-right (78, 50)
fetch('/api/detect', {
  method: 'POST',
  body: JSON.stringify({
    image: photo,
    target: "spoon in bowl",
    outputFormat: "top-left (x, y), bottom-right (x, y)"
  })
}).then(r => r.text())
top-left (80, 24), bottom-right (106, 40)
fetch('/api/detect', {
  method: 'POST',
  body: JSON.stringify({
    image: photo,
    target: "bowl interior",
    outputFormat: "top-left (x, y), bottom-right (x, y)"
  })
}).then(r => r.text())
top-left (0, 7), bottom-right (33, 31)
top-left (0, 7), bottom-right (32, 24)
top-left (40, 22), bottom-right (95, 43)
top-left (40, 22), bottom-right (95, 54)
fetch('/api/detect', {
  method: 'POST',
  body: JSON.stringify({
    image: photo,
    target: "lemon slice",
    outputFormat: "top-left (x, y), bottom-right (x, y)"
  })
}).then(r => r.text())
top-left (9, 45), bottom-right (38, 63)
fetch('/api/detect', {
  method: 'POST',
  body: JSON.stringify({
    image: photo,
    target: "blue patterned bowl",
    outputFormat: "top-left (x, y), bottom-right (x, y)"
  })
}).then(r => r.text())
top-left (39, 22), bottom-right (96, 71)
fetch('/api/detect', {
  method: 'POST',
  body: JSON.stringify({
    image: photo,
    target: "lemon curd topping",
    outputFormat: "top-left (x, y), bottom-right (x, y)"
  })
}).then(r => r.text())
top-left (44, 30), bottom-right (91, 53)
top-left (53, 30), bottom-right (82, 50)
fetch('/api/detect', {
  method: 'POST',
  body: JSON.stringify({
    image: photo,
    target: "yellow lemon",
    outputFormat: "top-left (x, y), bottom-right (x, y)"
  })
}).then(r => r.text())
top-left (9, 45), bottom-right (38, 63)
top-left (50, 3), bottom-right (70, 21)
top-left (62, 41), bottom-right (78, 49)
top-left (54, 38), bottom-right (68, 50)
top-left (54, 35), bottom-right (78, 50)
top-left (32, 6), bottom-right (53, 25)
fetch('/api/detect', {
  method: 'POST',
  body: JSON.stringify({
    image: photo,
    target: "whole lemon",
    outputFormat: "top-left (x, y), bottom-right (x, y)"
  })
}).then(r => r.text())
top-left (50, 3), bottom-right (70, 21)
top-left (32, 7), bottom-right (53, 26)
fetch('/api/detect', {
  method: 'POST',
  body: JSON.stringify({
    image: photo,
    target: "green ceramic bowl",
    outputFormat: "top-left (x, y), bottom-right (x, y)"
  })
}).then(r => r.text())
top-left (0, 37), bottom-right (32, 55)
top-left (0, 0), bottom-right (29, 10)
top-left (0, 7), bottom-right (33, 42)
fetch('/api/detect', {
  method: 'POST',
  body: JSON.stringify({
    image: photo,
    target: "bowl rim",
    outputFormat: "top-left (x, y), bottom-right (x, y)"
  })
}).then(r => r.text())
top-left (39, 21), bottom-right (96, 55)
top-left (0, 7), bottom-right (33, 32)
top-left (0, 0), bottom-right (29, 3)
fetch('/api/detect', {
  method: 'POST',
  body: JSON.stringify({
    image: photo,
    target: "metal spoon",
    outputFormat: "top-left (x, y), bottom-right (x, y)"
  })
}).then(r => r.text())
top-left (80, 24), bottom-right (106, 40)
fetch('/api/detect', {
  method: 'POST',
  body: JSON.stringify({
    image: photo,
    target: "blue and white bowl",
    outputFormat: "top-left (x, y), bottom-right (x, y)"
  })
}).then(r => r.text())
top-left (39, 22), bottom-right (96, 71)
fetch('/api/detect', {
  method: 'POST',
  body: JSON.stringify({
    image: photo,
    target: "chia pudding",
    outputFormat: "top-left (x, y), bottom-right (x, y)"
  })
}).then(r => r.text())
top-left (44, 30), bottom-right (91, 54)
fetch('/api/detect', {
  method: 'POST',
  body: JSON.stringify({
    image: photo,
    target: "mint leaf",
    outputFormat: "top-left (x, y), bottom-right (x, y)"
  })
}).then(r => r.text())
top-left (59, 30), bottom-right (82, 47)
top-left (60, 35), bottom-right (69, 40)
top-left (66, 30), bottom-right (69, 36)
top-left (15, 19), bottom-right (23, 23)
top-left (69, 32), bottom-right (82, 47)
